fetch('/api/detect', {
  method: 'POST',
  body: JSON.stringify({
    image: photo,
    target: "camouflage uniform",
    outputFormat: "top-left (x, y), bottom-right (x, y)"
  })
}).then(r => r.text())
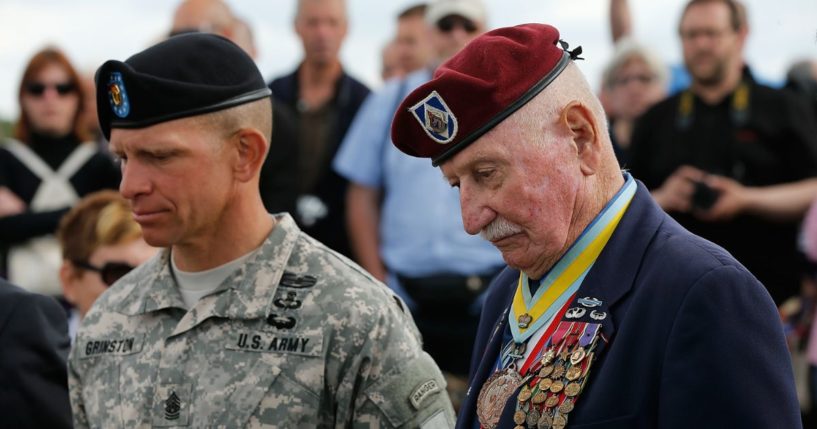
top-left (68, 214), bottom-right (455, 428)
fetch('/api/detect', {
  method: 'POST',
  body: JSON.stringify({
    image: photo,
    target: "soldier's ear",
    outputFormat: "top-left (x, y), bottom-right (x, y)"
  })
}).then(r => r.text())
top-left (231, 128), bottom-right (268, 183)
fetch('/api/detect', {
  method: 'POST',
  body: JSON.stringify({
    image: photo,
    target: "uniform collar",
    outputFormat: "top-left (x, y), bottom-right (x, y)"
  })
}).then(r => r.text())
top-left (115, 214), bottom-right (300, 327)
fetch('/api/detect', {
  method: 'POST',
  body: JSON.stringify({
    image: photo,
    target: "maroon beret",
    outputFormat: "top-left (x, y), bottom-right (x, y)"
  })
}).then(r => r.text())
top-left (391, 23), bottom-right (580, 166)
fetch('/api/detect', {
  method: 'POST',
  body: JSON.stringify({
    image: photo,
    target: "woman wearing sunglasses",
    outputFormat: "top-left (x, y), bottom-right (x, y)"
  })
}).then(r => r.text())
top-left (57, 190), bottom-right (157, 341)
top-left (0, 47), bottom-right (120, 297)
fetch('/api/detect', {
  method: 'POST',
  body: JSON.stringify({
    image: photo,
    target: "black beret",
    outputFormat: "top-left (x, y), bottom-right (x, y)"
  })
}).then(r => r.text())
top-left (95, 33), bottom-right (271, 140)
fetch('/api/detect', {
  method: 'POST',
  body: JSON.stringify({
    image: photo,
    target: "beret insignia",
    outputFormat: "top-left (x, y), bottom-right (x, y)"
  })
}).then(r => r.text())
top-left (410, 90), bottom-right (458, 144)
top-left (107, 71), bottom-right (130, 119)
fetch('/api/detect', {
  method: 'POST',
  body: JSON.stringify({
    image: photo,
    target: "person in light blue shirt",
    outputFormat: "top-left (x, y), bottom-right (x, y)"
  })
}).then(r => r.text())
top-left (333, 0), bottom-right (502, 409)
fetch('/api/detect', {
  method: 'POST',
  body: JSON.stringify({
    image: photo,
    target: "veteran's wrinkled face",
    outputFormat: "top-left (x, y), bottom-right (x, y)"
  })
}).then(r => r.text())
top-left (441, 113), bottom-right (584, 278)
top-left (110, 117), bottom-right (236, 249)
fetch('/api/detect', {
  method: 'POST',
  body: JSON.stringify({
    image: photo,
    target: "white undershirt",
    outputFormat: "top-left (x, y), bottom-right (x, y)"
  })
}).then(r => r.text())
top-left (171, 247), bottom-right (261, 309)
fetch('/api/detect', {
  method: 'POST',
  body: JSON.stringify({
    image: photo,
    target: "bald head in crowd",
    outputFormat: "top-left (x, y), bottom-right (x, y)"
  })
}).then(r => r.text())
top-left (170, 0), bottom-right (234, 37)
top-left (294, 0), bottom-right (348, 68)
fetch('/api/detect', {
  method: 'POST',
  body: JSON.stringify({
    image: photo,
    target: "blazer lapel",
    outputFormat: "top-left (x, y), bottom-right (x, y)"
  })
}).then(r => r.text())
top-left (569, 181), bottom-right (665, 356)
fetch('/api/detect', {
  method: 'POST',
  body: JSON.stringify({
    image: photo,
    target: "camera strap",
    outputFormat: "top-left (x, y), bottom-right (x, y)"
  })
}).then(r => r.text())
top-left (675, 80), bottom-right (750, 130)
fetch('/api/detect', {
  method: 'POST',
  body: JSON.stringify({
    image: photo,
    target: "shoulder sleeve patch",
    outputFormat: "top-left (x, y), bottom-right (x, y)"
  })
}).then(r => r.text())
top-left (411, 379), bottom-right (441, 410)
top-left (365, 352), bottom-right (453, 427)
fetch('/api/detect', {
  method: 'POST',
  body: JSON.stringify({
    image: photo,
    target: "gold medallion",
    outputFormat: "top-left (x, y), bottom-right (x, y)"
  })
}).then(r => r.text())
top-left (477, 368), bottom-right (523, 429)
top-left (558, 399), bottom-right (575, 414)
top-left (537, 412), bottom-right (553, 429)
top-left (518, 385), bottom-right (532, 403)
top-left (538, 377), bottom-right (553, 391)
top-left (514, 426), bottom-right (525, 429)
top-left (539, 365), bottom-right (554, 378)
top-left (570, 347), bottom-right (586, 365)
top-left (518, 313), bottom-right (533, 329)
top-left (549, 380), bottom-right (564, 394)
top-left (545, 395), bottom-right (560, 408)
top-left (514, 409), bottom-right (527, 425)
top-left (551, 365), bottom-right (566, 379)
top-left (565, 365), bottom-right (582, 381)
top-left (552, 414), bottom-right (568, 429)
top-left (564, 382), bottom-right (582, 397)
top-left (531, 391), bottom-right (547, 404)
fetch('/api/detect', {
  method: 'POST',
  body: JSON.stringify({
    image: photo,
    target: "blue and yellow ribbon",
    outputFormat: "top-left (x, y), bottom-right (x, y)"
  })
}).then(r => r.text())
top-left (508, 174), bottom-right (637, 344)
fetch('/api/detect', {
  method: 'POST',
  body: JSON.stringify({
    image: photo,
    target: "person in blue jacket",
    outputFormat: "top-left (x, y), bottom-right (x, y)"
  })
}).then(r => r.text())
top-left (389, 22), bottom-right (801, 429)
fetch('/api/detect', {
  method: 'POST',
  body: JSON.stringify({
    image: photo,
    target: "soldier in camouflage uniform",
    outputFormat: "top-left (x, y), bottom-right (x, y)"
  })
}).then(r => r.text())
top-left (68, 33), bottom-right (455, 428)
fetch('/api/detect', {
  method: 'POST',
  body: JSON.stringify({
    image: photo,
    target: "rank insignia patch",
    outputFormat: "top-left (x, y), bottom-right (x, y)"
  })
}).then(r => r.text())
top-left (107, 71), bottom-right (130, 118)
top-left (409, 90), bottom-right (458, 144)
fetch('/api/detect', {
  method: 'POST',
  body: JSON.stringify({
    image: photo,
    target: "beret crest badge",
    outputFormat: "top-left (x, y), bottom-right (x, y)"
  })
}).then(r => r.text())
top-left (409, 90), bottom-right (458, 144)
top-left (107, 71), bottom-right (131, 118)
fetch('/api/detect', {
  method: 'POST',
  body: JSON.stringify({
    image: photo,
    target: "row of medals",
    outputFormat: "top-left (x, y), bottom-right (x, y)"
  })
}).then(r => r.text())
top-left (512, 326), bottom-right (600, 429)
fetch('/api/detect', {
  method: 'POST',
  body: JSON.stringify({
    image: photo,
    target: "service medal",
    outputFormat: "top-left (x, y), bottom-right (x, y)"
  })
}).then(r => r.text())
top-left (537, 412), bottom-right (553, 429)
top-left (527, 408), bottom-right (541, 427)
top-left (564, 382), bottom-right (582, 397)
top-left (552, 414), bottom-right (568, 429)
top-left (518, 385), bottom-right (532, 403)
top-left (513, 410), bottom-right (527, 425)
top-left (565, 365), bottom-right (583, 381)
top-left (558, 398), bottom-right (575, 414)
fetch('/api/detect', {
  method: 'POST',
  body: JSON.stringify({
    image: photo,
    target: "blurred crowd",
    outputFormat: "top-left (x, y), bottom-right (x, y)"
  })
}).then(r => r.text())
top-left (1, 0), bottom-right (817, 426)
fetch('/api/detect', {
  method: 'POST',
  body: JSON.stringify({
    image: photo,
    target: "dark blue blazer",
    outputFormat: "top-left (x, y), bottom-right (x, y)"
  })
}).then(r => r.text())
top-left (0, 280), bottom-right (72, 428)
top-left (458, 182), bottom-right (801, 429)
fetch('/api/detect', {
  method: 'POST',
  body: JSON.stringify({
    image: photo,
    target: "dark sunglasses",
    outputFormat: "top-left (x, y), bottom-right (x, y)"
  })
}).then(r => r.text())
top-left (25, 82), bottom-right (76, 97)
top-left (437, 15), bottom-right (478, 34)
top-left (72, 260), bottom-right (135, 286)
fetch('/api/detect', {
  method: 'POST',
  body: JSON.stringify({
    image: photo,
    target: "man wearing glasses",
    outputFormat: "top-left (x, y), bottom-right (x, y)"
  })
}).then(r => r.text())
top-left (334, 0), bottom-right (499, 411)
top-left (67, 33), bottom-right (454, 428)
top-left (628, 0), bottom-right (817, 307)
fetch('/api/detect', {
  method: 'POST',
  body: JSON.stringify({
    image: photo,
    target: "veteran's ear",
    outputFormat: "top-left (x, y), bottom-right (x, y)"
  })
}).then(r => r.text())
top-left (560, 100), bottom-right (600, 176)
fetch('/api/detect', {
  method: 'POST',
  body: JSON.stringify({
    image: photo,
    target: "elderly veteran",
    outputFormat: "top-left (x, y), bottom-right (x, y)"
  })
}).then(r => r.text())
top-left (68, 33), bottom-right (454, 428)
top-left (391, 23), bottom-right (801, 429)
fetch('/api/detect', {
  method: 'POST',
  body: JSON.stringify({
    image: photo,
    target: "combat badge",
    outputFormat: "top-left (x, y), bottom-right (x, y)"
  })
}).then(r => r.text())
top-left (266, 313), bottom-right (296, 329)
top-left (279, 272), bottom-right (317, 289)
top-left (577, 297), bottom-right (602, 308)
top-left (273, 291), bottom-right (302, 309)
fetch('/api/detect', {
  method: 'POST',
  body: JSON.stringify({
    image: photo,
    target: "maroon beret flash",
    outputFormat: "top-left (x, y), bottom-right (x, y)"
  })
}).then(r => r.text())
top-left (391, 23), bottom-right (582, 166)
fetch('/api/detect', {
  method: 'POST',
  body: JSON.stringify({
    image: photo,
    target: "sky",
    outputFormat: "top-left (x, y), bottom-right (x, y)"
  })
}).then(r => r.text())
top-left (0, 0), bottom-right (815, 121)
